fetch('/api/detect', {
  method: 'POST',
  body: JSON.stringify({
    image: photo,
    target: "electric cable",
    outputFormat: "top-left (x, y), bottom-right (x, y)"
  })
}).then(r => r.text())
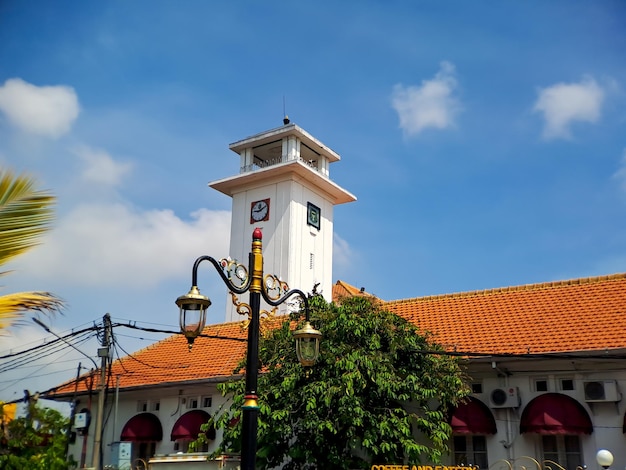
top-left (111, 340), bottom-right (130, 374)
top-left (0, 330), bottom-right (96, 374)
top-left (7, 319), bottom-right (626, 407)
top-left (111, 332), bottom-right (161, 342)
top-left (0, 326), bottom-right (98, 360)
top-left (0, 333), bottom-right (95, 372)
top-left (109, 316), bottom-right (178, 329)
top-left (114, 321), bottom-right (247, 342)
top-left (114, 322), bottom-right (626, 361)
top-left (0, 330), bottom-right (96, 372)
top-left (0, 345), bottom-right (81, 393)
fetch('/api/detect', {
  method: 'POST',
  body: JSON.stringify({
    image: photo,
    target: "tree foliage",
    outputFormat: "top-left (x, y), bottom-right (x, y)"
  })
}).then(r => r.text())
top-left (0, 399), bottom-right (75, 470)
top-left (201, 295), bottom-right (470, 469)
top-left (0, 170), bottom-right (64, 332)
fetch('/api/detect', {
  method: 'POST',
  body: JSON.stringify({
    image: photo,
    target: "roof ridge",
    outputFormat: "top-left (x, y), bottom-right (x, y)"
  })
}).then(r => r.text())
top-left (333, 279), bottom-right (377, 298)
top-left (384, 272), bottom-right (626, 305)
top-left (203, 319), bottom-right (247, 332)
top-left (334, 279), bottom-right (359, 290)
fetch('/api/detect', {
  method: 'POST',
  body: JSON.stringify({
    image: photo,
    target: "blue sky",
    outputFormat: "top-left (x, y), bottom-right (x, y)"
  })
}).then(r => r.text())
top-left (0, 1), bottom-right (625, 402)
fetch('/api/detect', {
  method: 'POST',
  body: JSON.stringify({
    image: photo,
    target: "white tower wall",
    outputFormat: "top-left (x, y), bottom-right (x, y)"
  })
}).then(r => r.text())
top-left (210, 122), bottom-right (355, 322)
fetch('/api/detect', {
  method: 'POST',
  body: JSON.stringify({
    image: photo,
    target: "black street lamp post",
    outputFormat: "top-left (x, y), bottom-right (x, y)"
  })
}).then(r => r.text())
top-left (175, 228), bottom-right (322, 470)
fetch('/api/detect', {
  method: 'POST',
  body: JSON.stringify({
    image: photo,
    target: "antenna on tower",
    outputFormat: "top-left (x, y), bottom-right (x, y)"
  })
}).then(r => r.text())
top-left (283, 95), bottom-right (290, 125)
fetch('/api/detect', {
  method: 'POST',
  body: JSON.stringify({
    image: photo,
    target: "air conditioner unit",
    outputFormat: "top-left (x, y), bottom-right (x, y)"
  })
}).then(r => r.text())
top-left (583, 380), bottom-right (621, 402)
top-left (490, 387), bottom-right (521, 408)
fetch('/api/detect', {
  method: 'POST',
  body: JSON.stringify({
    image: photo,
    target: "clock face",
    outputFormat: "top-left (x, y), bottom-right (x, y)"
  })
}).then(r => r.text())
top-left (250, 199), bottom-right (270, 223)
top-left (307, 202), bottom-right (321, 230)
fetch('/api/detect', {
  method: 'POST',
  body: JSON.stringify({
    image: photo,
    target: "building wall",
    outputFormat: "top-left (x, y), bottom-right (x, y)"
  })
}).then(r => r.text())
top-left (67, 358), bottom-right (625, 469)
top-left (226, 176), bottom-right (334, 322)
top-left (463, 357), bottom-right (625, 470)
top-left (68, 383), bottom-right (230, 469)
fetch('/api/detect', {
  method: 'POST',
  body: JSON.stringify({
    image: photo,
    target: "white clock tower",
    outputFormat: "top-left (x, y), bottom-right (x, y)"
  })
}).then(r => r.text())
top-left (209, 119), bottom-right (356, 322)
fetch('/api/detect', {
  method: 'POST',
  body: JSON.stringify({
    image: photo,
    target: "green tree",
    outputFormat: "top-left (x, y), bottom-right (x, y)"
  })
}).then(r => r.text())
top-left (0, 398), bottom-right (75, 469)
top-left (203, 295), bottom-right (470, 469)
top-left (0, 170), bottom-right (63, 331)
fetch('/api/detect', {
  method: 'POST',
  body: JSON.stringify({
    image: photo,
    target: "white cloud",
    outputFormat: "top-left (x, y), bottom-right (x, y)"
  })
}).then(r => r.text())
top-left (19, 203), bottom-right (231, 287)
top-left (73, 145), bottom-right (133, 186)
top-left (533, 77), bottom-right (604, 140)
top-left (0, 78), bottom-right (80, 138)
top-left (391, 61), bottom-right (461, 136)
top-left (612, 148), bottom-right (626, 192)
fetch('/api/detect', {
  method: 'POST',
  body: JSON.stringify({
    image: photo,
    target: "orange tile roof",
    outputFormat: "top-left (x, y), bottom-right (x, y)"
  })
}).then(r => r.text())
top-left (385, 273), bottom-right (626, 355)
top-left (47, 322), bottom-right (249, 397)
top-left (46, 273), bottom-right (626, 396)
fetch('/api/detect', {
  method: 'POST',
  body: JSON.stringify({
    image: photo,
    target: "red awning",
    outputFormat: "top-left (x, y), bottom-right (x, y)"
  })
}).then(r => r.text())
top-left (520, 393), bottom-right (592, 435)
top-left (450, 397), bottom-right (497, 435)
top-left (171, 410), bottom-right (215, 441)
top-left (120, 413), bottom-right (163, 442)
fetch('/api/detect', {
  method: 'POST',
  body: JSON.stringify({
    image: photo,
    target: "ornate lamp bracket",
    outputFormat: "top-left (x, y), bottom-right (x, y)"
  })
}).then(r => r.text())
top-left (230, 291), bottom-right (279, 331)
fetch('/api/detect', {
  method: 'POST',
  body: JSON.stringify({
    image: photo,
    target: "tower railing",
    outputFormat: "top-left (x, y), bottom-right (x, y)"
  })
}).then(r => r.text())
top-left (240, 155), bottom-right (320, 174)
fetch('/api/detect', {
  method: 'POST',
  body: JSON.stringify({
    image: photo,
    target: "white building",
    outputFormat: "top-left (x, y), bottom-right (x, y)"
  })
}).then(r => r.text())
top-left (46, 122), bottom-right (626, 470)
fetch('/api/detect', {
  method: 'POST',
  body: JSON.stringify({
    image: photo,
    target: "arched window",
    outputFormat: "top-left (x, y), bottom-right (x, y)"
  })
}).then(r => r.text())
top-left (120, 412), bottom-right (163, 463)
top-left (520, 393), bottom-right (592, 470)
top-left (171, 410), bottom-right (215, 453)
top-left (449, 397), bottom-right (496, 469)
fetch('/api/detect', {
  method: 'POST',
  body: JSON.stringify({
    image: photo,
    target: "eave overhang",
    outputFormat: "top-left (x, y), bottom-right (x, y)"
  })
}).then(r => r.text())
top-left (43, 374), bottom-right (238, 401)
top-left (209, 159), bottom-right (356, 205)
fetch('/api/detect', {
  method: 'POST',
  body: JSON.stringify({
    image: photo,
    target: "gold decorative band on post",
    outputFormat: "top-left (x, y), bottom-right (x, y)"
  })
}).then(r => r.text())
top-left (242, 393), bottom-right (259, 410)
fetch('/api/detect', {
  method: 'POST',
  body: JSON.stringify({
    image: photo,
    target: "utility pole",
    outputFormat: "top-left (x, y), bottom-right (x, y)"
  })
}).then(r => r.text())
top-left (65, 362), bottom-right (81, 461)
top-left (92, 313), bottom-right (111, 470)
top-left (79, 373), bottom-right (94, 468)
top-left (31, 318), bottom-right (103, 466)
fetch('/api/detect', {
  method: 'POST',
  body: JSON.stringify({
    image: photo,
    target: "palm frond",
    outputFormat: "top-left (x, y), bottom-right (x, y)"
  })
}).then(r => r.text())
top-left (0, 170), bottom-right (55, 267)
top-left (0, 291), bottom-right (65, 331)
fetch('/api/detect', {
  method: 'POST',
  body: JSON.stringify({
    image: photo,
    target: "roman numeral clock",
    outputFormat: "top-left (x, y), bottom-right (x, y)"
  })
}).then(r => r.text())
top-left (208, 120), bottom-right (356, 322)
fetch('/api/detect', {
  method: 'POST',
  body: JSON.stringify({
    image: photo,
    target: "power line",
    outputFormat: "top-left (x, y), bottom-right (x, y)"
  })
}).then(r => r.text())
top-left (0, 326), bottom-right (99, 360)
top-left (114, 321), bottom-right (247, 342)
top-left (6, 356), bottom-right (95, 371)
top-left (5, 321), bottom-right (625, 386)
top-left (112, 332), bottom-right (162, 342)
top-left (109, 316), bottom-right (178, 330)
top-left (114, 322), bottom-right (626, 361)
top-left (0, 330), bottom-right (96, 373)
top-left (34, 318), bottom-right (99, 369)
top-left (7, 319), bottom-right (626, 406)
top-left (0, 347), bottom-right (81, 394)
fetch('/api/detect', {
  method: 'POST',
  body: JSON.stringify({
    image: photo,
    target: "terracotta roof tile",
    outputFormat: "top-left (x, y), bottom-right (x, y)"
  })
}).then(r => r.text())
top-left (47, 273), bottom-right (626, 396)
top-left (332, 280), bottom-right (376, 301)
top-left (384, 273), bottom-right (626, 355)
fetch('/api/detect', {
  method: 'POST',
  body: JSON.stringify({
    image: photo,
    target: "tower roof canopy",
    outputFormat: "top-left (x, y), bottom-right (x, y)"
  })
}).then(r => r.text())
top-left (229, 123), bottom-right (341, 163)
top-left (213, 121), bottom-right (356, 205)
